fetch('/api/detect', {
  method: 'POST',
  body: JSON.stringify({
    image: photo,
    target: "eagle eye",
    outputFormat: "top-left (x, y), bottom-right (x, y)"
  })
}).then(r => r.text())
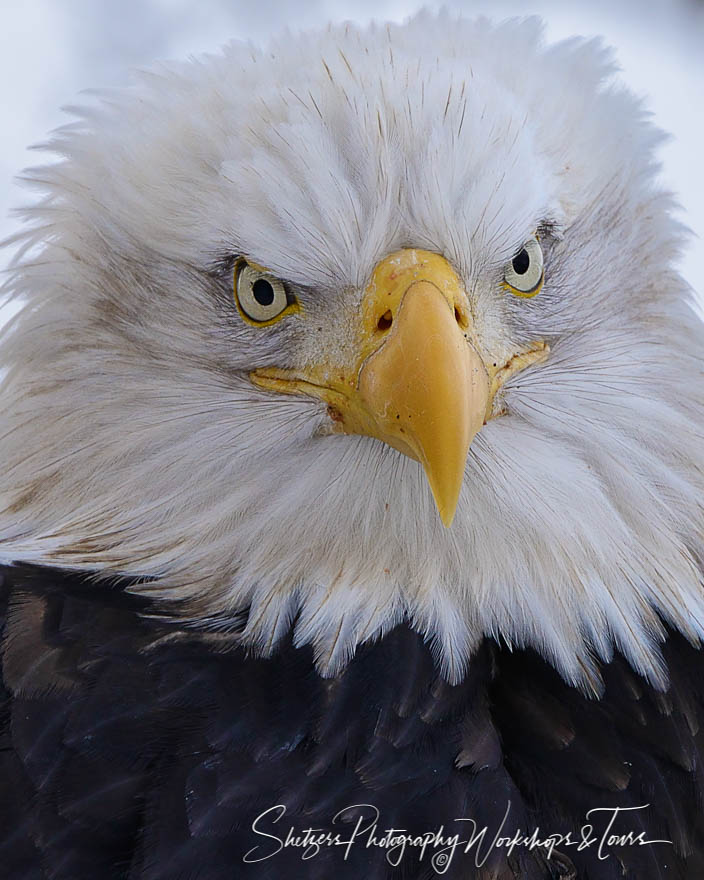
top-left (234, 261), bottom-right (296, 325)
top-left (503, 237), bottom-right (544, 298)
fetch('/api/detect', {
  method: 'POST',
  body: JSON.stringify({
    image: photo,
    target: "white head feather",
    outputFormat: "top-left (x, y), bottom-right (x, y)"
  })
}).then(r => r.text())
top-left (2, 12), bottom-right (703, 691)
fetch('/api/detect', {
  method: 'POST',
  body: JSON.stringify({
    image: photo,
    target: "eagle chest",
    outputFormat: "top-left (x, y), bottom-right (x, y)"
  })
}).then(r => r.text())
top-left (2, 564), bottom-right (703, 879)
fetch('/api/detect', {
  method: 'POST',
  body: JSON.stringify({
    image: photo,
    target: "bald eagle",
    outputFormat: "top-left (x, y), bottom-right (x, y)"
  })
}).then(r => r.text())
top-left (1, 12), bottom-right (704, 879)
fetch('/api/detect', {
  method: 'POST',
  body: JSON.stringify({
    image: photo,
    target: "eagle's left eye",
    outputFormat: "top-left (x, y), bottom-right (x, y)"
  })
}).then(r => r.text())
top-left (503, 237), bottom-right (544, 297)
top-left (235, 262), bottom-right (295, 325)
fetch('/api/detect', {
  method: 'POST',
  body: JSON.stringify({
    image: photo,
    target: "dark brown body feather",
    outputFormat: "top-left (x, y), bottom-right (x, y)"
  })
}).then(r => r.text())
top-left (1, 563), bottom-right (703, 879)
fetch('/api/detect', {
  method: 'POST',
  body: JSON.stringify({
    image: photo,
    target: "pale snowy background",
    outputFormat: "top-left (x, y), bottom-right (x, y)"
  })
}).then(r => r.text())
top-left (1, 0), bottom-right (703, 323)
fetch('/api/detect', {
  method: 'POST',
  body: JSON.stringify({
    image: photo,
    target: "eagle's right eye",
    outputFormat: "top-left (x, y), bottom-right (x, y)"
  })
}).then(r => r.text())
top-left (234, 261), bottom-right (297, 325)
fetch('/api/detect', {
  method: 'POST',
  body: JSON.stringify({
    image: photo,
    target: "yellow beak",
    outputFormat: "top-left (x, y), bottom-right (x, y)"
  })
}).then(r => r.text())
top-left (251, 249), bottom-right (491, 527)
top-left (355, 276), bottom-right (489, 526)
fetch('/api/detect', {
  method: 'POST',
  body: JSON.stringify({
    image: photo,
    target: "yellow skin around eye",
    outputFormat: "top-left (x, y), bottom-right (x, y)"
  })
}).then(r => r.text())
top-left (502, 269), bottom-right (545, 299)
top-left (233, 259), bottom-right (302, 327)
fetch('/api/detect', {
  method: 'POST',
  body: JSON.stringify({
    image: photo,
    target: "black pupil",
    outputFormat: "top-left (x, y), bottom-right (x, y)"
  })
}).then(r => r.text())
top-left (252, 278), bottom-right (275, 307)
top-left (512, 248), bottom-right (530, 275)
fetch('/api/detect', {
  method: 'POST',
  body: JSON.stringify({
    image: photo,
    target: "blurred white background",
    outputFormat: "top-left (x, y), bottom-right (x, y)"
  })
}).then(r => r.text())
top-left (1, 0), bottom-right (703, 315)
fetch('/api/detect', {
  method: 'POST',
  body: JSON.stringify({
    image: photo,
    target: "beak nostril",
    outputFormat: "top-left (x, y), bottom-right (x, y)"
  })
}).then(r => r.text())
top-left (377, 310), bottom-right (393, 332)
top-left (454, 306), bottom-right (468, 329)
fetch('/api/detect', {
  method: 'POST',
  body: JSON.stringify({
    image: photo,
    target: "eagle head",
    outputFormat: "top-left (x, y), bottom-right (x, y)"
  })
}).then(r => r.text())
top-left (2, 12), bottom-right (703, 690)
